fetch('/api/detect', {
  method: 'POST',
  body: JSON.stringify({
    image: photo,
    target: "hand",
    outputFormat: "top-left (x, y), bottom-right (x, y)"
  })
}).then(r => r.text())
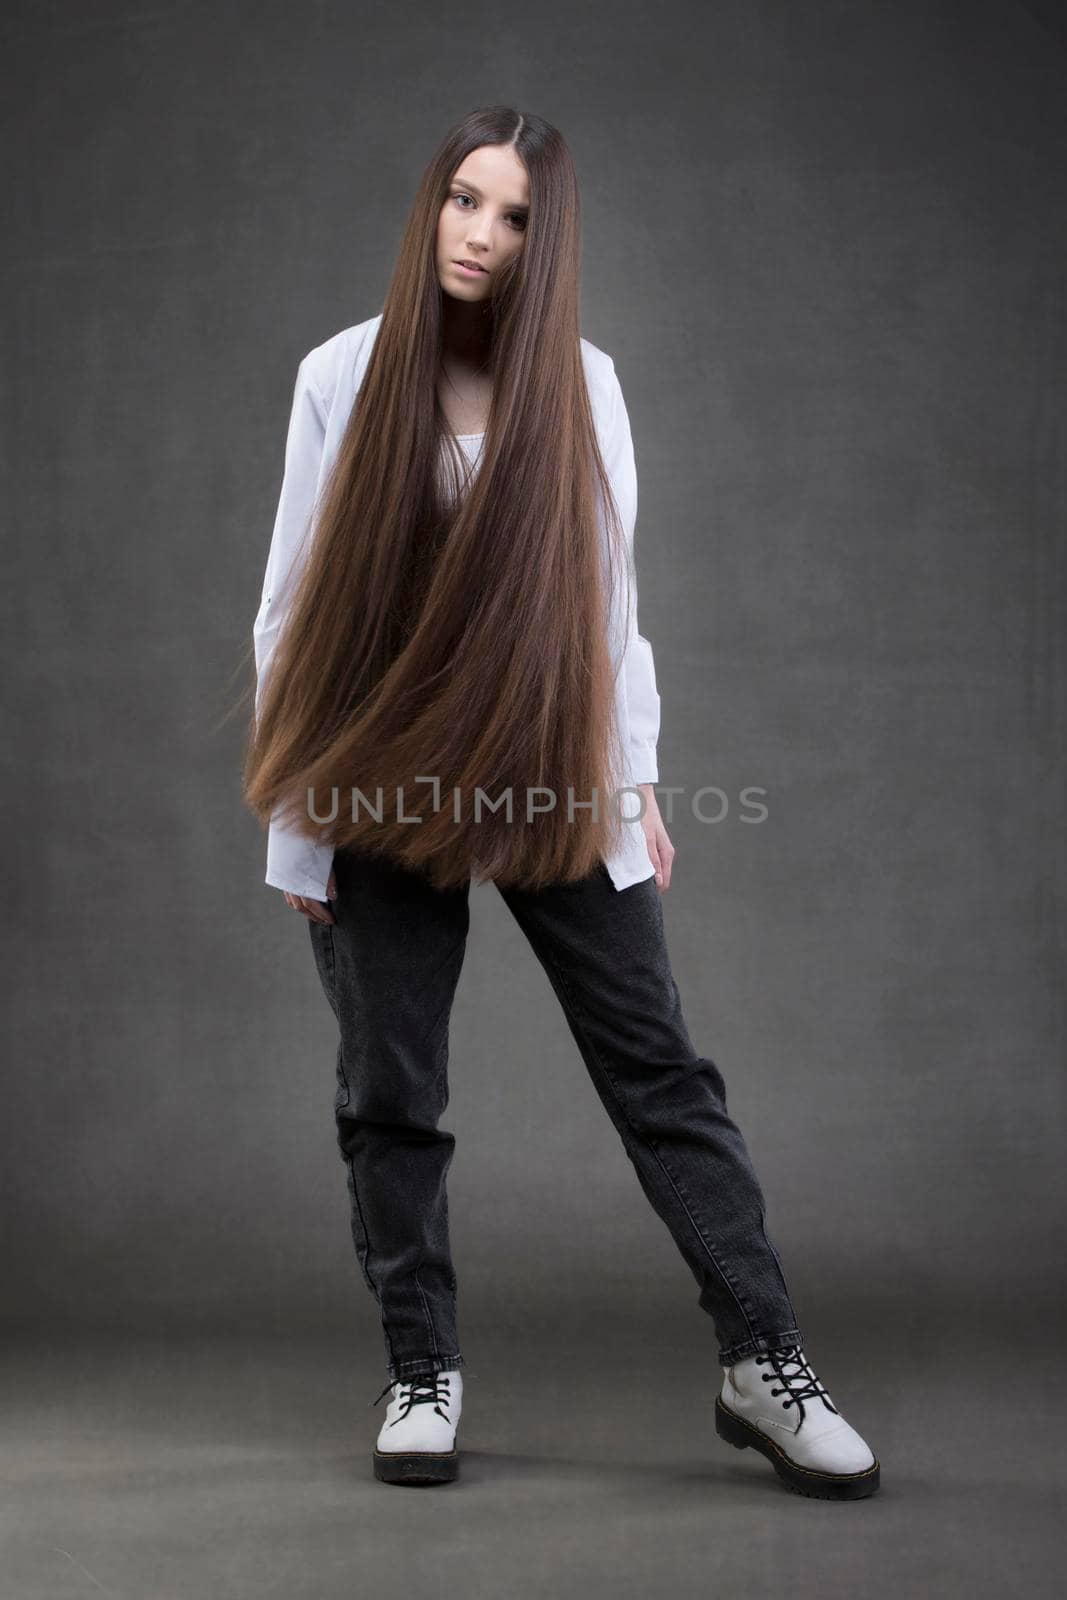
top-left (638, 783), bottom-right (675, 892)
top-left (283, 867), bottom-right (337, 924)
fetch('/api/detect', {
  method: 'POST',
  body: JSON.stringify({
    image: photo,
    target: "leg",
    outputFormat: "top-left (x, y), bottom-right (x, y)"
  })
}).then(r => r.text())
top-left (308, 847), bottom-right (470, 1383)
top-left (495, 860), bottom-right (801, 1365)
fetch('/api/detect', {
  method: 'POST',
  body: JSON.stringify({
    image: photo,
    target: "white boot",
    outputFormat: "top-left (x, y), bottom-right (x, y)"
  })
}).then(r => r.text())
top-left (716, 1344), bottom-right (879, 1499)
top-left (371, 1368), bottom-right (463, 1485)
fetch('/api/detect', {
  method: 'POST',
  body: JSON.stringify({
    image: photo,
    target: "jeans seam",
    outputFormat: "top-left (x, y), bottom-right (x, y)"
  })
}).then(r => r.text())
top-left (414, 1262), bottom-right (441, 1360)
top-left (324, 922), bottom-right (336, 996)
top-left (759, 1212), bottom-right (796, 1311)
top-left (309, 911), bottom-right (400, 1373)
top-left (535, 939), bottom-right (760, 1349)
top-left (331, 998), bottom-right (397, 1372)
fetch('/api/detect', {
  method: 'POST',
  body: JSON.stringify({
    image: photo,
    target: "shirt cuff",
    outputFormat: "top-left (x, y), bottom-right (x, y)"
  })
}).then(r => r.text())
top-left (627, 743), bottom-right (659, 785)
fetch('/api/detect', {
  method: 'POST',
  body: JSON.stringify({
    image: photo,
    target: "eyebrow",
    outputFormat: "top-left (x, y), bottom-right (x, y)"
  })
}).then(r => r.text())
top-left (449, 178), bottom-right (529, 211)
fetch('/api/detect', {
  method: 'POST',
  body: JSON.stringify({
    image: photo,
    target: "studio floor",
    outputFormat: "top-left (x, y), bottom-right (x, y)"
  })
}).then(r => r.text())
top-left (1, 1316), bottom-right (1060, 1600)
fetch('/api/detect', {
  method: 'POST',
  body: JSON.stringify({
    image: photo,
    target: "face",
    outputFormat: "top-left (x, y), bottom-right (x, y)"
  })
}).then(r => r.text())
top-left (436, 144), bottom-right (529, 300)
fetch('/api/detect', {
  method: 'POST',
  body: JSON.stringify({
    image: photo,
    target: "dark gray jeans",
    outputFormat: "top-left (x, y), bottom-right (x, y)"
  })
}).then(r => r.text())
top-left (308, 848), bottom-right (802, 1383)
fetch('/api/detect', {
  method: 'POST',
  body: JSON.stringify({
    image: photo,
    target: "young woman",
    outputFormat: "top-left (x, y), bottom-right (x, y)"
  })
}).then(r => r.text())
top-left (243, 107), bottom-right (879, 1499)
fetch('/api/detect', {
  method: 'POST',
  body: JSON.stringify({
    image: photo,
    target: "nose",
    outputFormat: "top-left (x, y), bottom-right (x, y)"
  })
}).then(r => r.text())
top-left (464, 218), bottom-right (495, 252)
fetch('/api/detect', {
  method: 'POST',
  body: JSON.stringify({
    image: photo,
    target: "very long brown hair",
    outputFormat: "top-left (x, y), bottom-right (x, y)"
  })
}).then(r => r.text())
top-left (242, 106), bottom-right (635, 892)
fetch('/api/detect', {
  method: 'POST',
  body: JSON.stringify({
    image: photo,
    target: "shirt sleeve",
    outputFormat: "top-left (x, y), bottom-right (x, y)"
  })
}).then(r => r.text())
top-left (252, 355), bottom-right (337, 899)
top-left (602, 360), bottom-right (661, 785)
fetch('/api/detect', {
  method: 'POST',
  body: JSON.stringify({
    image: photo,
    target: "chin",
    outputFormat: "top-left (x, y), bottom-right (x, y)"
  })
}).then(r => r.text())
top-left (441, 278), bottom-right (488, 301)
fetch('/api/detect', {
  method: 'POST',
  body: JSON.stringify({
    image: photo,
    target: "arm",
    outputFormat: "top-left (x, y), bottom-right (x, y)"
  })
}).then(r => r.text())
top-left (602, 360), bottom-right (662, 785)
top-left (252, 354), bottom-right (336, 900)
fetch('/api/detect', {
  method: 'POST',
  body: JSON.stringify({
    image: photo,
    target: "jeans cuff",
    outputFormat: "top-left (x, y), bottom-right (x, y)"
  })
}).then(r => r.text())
top-left (386, 1353), bottom-right (465, 1383)
top-left (717, 1327), bottom-right (803, 1368)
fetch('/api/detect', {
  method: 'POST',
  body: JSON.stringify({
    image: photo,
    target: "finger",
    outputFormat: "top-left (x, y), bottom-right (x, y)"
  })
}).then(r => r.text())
top-left (658, 834), bottom-right (675, 892)
top-left (304, 895), bottom-right (335, 926)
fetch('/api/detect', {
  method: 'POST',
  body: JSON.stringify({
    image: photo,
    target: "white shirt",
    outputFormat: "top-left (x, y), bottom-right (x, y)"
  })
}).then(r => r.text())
top-left (253, 313), bottom-right (661, 897)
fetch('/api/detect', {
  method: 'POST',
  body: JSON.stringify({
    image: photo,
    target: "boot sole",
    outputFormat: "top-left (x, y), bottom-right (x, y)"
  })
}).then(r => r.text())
top-left (715, 1398), bottom-right (880, 1500)
top-left (373, 1434), bottom-right (460, 1486)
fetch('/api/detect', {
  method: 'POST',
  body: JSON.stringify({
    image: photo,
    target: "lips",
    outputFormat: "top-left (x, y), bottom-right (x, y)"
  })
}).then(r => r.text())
top-left (454, 259), bottom-right (487, 273)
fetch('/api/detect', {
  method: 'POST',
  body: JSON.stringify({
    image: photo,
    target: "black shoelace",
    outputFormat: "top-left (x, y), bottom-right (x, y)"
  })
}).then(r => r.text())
top-left (756, 1344), bottom-right (838, 1425)
top-left (370, 1372), bottom-right (452, 1419)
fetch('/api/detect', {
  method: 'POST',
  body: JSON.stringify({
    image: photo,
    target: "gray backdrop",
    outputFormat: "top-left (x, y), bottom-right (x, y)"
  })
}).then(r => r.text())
top-left (4, 1), bottom-right (1064, 1596)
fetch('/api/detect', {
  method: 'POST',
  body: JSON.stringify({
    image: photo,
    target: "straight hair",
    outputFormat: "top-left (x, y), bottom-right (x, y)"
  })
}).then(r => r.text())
top-left (242, 106), bottom-right (634, 891)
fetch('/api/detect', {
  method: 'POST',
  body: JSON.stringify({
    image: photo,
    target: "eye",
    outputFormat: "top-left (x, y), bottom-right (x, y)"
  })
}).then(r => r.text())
top-left (451, 192), bottom-right (527, 231)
